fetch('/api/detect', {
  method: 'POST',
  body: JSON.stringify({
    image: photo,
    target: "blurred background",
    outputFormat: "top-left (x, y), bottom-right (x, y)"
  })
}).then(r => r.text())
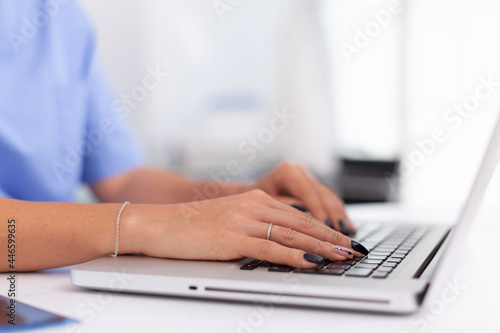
top-left (79, 0), bottom-right (500, 210)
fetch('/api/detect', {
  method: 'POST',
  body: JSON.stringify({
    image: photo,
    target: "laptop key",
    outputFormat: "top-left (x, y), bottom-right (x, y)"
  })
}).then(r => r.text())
top-left (370, 251), bottom-right (393, 256)
top-left (375, 246), bottom-right (396, 251)
top-left (372, 271), bottom-right (390, 279)
top-left (351, 264), bottom-right (376, 270)
top-left (341, 259), bottom-right (358, 265)
top-left (386, 257), bottom-right (403, 263)
top-left (320, 268), bottom-right (346, 276)
top-left (367, 255), bottom-right (387, 260)
top-left (361, 259), bottom-right (384, 265)
top-left (293, 268), bottom-right (319, 274)
top-left (381, 262), bottom-right (398, 268)
top-left (376, 267), bottom-right (393, 272)
top-left (390, 254), bottom-right (406, 259)
top-left (345, 268), bottom-right (373, 277)
top-left (269, 265), bottom-right (294, 272)
top-left (259, 261), bottom-right (273, 267)
top-left (326, 263), bottom-right (351, 269)
top-left (240, 259), bottom-right (262, 270)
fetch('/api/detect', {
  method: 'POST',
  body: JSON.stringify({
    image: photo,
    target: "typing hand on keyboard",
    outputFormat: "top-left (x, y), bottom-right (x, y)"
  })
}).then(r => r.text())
top-left (241, 224), bottom-right (427, 279)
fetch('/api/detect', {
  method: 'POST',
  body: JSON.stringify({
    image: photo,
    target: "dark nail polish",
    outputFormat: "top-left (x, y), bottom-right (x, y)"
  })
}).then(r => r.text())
top-left (339, 219), bottom-right (350, 236)
top-left (324, 218), bottom-right (334, 229)
top-left (350, 240), bottom-right (369, 255)
top-left (303, 253), bottom-right (324, 264)
top-left (291, 204), bottom-right (308, 213)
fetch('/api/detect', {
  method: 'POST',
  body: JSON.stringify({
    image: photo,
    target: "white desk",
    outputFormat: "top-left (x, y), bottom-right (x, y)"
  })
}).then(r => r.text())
top-left (2, 204), bottom-right (499, 333)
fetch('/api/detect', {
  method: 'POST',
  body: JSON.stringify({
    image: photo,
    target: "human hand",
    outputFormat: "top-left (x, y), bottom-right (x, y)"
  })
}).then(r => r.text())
top-left (129, 190), bottom-right (365, 268)
top-left (244, 162), bottom-right (356, 235)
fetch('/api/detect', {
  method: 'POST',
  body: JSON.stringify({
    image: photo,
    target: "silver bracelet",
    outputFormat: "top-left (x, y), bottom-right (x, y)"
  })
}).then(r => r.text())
top-left (111, 201), bottom-right (130, 258)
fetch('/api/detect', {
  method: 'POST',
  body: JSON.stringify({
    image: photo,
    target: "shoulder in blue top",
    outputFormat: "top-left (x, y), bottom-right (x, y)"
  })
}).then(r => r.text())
top-left (0, 0), bottom-right (144, 202)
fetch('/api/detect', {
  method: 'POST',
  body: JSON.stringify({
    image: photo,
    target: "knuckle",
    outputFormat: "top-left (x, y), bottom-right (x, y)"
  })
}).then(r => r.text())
top-left (222, 210), bottom-right (244, 221)
top-left (318, 240), bottom-right (332, 254)
top-left (236, 198), bottom-right (258, 210)
top-left (281, 227), bottom-right (296, 243)
top-left (280, 162), bottom-right (296, 173)
top-left (299, 215), bottom-right (316, 230)
top-left (328, 229), bottom-right (343, 244)
top-left (248, 189), bottom-right (268, 198)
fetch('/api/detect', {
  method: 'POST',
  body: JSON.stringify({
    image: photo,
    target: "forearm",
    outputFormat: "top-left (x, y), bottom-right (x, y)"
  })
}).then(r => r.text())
top-left (0, 198), bottom-right (140, 272)
top-left (0, 190), bottom-right (360, 273)
top-left (92, 167), bottom-right (249, 204)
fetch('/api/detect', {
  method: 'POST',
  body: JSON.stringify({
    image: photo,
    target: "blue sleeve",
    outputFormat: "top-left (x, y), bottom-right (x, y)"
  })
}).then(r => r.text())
top-left (80, 29), bottom-right (144, 184)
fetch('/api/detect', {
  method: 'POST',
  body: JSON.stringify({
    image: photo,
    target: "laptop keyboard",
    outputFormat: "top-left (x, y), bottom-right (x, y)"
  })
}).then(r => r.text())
top-left (240, 224), bottom-right (427, 279)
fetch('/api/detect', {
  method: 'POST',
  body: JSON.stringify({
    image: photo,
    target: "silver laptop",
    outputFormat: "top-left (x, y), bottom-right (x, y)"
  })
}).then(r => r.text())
top-left (71, 112), bottom-right (500, 314)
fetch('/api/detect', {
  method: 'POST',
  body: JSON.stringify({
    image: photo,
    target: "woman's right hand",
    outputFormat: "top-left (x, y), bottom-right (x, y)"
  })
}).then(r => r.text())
top-left (123, 190), bottom-right (364, 269)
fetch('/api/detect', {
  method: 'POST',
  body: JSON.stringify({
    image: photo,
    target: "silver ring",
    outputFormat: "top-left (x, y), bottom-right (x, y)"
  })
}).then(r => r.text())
top-left (266, 223), bottom-right (273, 241)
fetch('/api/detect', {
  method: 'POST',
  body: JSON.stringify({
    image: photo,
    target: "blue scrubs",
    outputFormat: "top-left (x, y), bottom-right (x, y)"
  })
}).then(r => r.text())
top-left (0, 0), bottom-right (144, 201)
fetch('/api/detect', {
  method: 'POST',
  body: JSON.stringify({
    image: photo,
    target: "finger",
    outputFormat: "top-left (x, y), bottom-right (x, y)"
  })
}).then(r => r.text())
top-left (342, 216), bottom-right (357, 235)
top-left (317, 185), bottom-right (357, 234)
top-left (266, 224), bottom-right (352, 261)
top-left (295, 171), bottom-right (357, 235)
top-left (293, 166), bottom-right (344, 225)
top-left (238, 236), bottom-right (321, 269)
top-left (273, 165), bottom-right (326, 220)
top-left (233, 201), bottom-right (366, 257)
top-left (240, 191), bottom-right (362, 253)
top-left (242, 220), bottom-right (351, 261)
top-left (295, 169), bottom-right (328, 220)
top-left (252, 206), bottom-right (357, 254)
top-left (272, 195), bottom-right (304, 207)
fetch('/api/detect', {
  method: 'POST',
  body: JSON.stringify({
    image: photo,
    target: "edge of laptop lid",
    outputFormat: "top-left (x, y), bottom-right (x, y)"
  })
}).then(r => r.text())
top-left (423, 111), bottom-right (500, 304)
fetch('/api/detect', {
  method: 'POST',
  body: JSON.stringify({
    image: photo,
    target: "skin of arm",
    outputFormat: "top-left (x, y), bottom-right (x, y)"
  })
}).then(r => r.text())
top-left (90, 166), bottom-right (246, 204)
top-left (0, 198), bottom-right (139, 272)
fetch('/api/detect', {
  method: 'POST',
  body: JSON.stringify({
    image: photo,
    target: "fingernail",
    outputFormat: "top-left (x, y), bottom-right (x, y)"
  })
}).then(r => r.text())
top-left (339, 219), bottom-right (350, 236)
top-left (332, 245), bottom-right (354, 259)
top-left (350, 240), bottom-right (369, 255)
top-left (303, 253), bottom-right (324, 264)
top-left (324, 218), bottom-right (334, 229)
top-left (291, 204), bottom-right (308, 213)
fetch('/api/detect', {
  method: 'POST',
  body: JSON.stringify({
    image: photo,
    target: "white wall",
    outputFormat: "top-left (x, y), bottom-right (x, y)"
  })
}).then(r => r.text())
top-left (402, 0), bottom-right (500, 209)
top-left (79, 0), bottom-right (337, 181)
top-left (79, 0), bottom-right (500, 209)
top-left (321, 0), bottom-right (402, 160)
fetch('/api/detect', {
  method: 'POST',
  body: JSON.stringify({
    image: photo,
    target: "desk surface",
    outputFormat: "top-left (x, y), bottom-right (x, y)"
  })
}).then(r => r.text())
top-left (1, 204), bottom-right (499, 333)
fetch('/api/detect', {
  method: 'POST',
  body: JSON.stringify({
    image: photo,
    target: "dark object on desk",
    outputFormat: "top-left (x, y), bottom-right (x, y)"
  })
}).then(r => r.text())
top-left (339, 158), bottom-right (400, 204)
top-left (0, 295), bottom-right (76, 331)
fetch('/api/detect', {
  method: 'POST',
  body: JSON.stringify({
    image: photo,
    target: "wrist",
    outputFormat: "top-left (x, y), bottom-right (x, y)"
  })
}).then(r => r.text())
top-left (116, 203), bottom-right (144, 254)
top-left (191, 180), bottom-right (253, 199)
